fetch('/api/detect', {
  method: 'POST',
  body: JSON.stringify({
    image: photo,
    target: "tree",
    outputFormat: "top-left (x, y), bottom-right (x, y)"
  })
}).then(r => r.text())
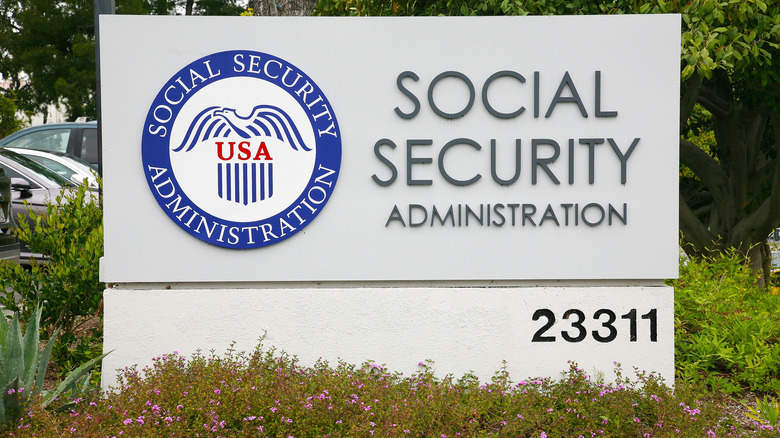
top-left (129, 0), bottom-right (246, 16)
top-left (675, 2), bottom-right (779, 288)
top-left (249, 0), bottom-right (315, 17)
top-left (315, 0), bottom-right (780, 287)
top-left (0, 0), bottom-right (96, 121)
top-left (0, 93), bottom-right (27, 138)
top-left (191, 0), bottom-right (246, 16)
top-left (0, 0), bottom-right (247, 122)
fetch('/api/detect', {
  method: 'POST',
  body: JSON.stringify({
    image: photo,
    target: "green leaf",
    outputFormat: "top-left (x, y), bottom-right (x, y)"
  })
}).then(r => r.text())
top-left (2, 315), bottom-right (23, 391)
top-left (20, 306), bottom-right (41, 386)
top-left (1, 378), bottom-right (21, 426)
top-left (32, 327), bottom-right (59, 399)
top-left (0, 384), bottom-right (5, 425)
top-left (0, 313), bottom-right (9, 351)
top-left (682, 64), bottom-right (696, 79)
top-left (42, 350), bottom-right (111, 408)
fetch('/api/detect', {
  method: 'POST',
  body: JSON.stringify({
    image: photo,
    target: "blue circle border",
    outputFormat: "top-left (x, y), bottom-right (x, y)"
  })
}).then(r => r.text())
top-left (141, 50), bottom-right (342, 249)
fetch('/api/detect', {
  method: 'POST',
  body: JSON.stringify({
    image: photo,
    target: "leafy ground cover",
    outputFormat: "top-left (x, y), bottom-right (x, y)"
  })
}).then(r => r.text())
top-left (670, 250), bottom-right (780, 396)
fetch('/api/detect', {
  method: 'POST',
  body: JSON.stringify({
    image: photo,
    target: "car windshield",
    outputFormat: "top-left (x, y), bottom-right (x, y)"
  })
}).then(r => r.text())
top-left (3, 128), bottom-right (71, 152)
top-left (25, 156), bottom-right (79, 181)
top-left (0, 148), bottom-right (74, 187)
top-left (56, 153), bottom-right (96, 175)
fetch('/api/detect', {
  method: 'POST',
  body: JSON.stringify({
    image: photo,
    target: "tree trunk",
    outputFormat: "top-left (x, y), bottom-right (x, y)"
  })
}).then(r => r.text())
top-left (747, 243), bottom-right (771, 290)
top-left (249, 0), bottom-right (315, 16)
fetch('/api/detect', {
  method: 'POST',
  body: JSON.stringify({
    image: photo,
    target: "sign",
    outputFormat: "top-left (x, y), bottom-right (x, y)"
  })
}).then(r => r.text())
top-left (100, 15), bottom-right (679, 282)
top-left (142, 50), bottom-right (341, 248)
top-left (99, 15), bottom-right (679, 388)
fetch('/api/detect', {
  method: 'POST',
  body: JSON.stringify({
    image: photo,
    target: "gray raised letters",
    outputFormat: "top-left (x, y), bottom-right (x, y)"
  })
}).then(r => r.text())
top-left (427, 71), bottom-right (475, 120)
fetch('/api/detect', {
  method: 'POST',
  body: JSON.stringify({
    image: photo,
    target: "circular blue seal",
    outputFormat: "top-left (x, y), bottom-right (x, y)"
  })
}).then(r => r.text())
top-left (142, 50), bottom-right (341, 249)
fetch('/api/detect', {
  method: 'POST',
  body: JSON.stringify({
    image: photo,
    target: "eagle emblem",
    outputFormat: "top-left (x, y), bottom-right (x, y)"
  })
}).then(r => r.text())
top-left (174, 105), bottom-right (312, 206)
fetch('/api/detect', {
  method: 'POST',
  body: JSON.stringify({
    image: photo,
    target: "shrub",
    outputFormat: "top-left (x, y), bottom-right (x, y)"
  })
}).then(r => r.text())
top-left (671, 250), bottom-right (780, 396)
top-left (0, 95), bottom-right (27, 139)
top-left (0, 181), bottom-right (103, 352)
top-left (3, 343), bottom-right (771, 437)
top-left (0, 180), bottom-right (103, 382)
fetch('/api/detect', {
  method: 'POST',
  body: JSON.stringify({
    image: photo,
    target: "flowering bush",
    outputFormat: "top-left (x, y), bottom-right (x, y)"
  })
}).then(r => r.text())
top-left (4, 343), bottom-right (777, 437)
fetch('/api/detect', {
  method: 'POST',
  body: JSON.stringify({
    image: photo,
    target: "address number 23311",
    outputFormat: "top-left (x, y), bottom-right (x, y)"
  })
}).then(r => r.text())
top-left (531, 308), bottom-right (658, 343)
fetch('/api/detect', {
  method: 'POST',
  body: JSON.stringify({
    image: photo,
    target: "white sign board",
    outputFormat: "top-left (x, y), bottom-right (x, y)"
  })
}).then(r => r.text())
top-left (100, 15), bottom-right (679, 282)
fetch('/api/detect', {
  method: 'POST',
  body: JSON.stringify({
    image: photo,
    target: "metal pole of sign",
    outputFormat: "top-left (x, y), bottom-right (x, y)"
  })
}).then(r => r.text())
top-left (94, 0), bottom-right (115, 178)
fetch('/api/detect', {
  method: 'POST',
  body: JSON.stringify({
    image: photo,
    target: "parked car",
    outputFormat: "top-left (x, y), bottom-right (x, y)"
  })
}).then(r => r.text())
top-left (6, 148), bottom-right (98, 189)
top-left (0, 119), bottom-right (98, 170)
top-left (0, 148), bottom-right (80, 264)
top-left (0, 167), bottom-right (20, 263)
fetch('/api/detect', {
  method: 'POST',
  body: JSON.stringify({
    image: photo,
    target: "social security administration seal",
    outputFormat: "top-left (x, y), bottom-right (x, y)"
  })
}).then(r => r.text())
top-left (142, 50), bottom-right (341, 249)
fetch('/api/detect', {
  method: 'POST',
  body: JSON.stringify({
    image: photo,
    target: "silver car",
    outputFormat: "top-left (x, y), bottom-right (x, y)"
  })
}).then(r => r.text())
top-left (0, 148), bottom-right (80, 264)
top-left (6, 148), bottom-right (98, 189)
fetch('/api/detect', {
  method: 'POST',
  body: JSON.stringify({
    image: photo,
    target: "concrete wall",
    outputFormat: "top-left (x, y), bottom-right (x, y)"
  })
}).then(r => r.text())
top-left (103, 285), bottom-right (673, 388)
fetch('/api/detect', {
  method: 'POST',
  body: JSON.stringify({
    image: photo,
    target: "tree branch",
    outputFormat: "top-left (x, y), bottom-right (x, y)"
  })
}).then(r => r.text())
top-left (680, 138), bottom-right (728, 198)
top-left (679, 195), bottom-right (718, 253)
top-left (773, 111), bottom-right (780, 150)
top-left (728, 113), bottom-right (780, 244)
top-left (759, 111), bottom-right (780, 230)
top-left (697, 83), bottom-right (732, 118)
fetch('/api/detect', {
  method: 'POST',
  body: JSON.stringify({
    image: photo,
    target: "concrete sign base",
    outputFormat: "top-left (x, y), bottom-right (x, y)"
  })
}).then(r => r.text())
top-left (102, 285), bottom-right (673, 388)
